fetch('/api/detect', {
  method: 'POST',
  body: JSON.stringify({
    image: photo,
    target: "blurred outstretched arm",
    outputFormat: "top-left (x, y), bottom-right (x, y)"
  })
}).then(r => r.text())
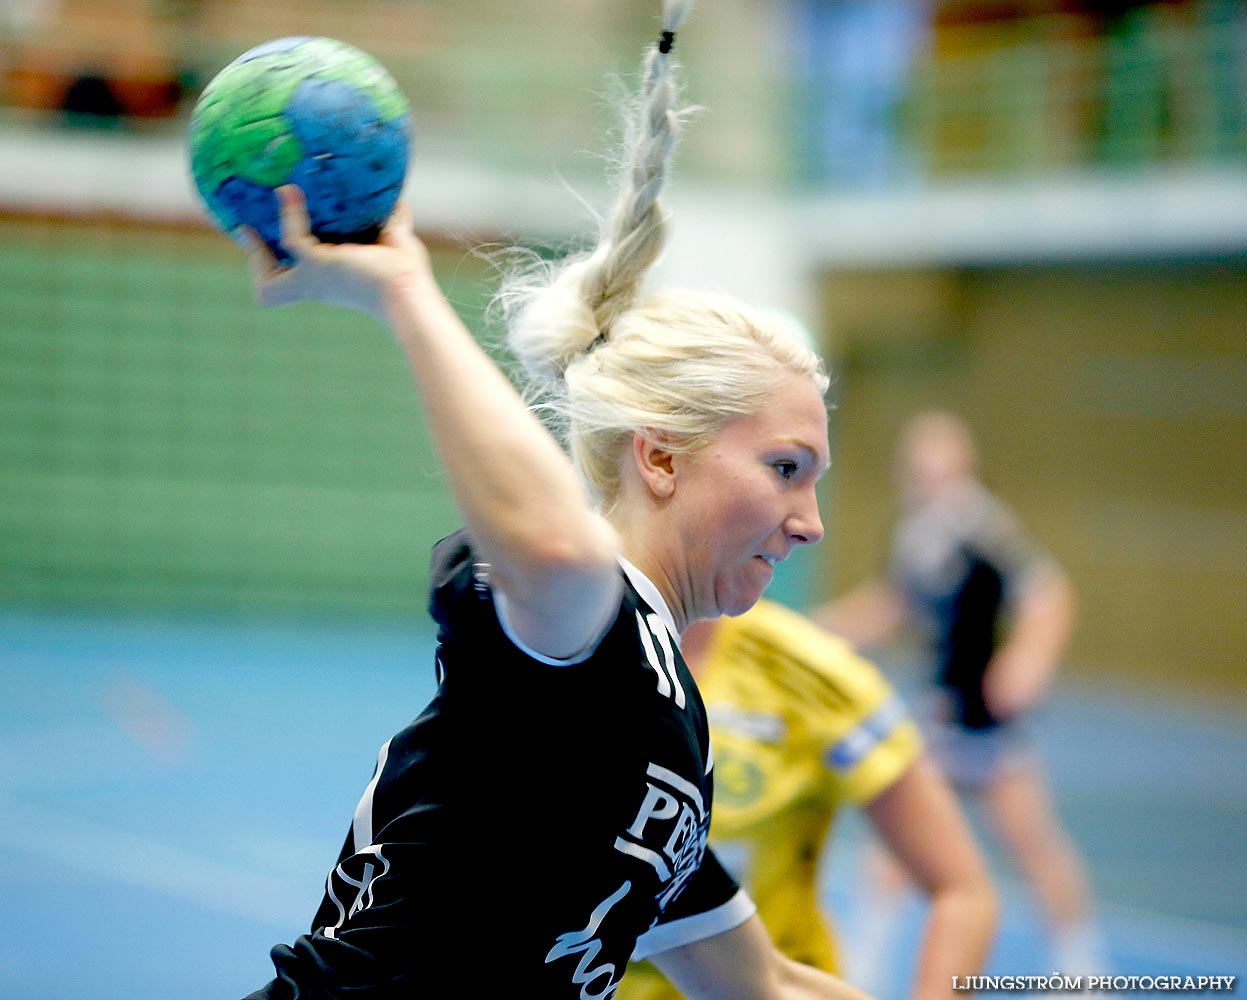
top-left (811, 580), bottom-right (909, 652)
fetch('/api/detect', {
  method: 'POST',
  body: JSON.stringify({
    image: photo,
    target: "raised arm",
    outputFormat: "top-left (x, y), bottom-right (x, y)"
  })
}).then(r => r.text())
top-left (863, 759), bottom-right (999, 1000)
top-left (249, 188), bottom-right (622, 659)
top-left (651, 914), bottom-right (877, 1000)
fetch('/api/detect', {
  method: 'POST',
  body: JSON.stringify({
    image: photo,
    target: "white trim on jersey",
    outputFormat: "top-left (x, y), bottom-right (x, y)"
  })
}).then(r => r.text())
top-left (636, 610), bottom-right (687, 709)
top-left (492, 554), bottom-right (680, 668)
top-left (617, 554), bottom-right (681, 650)
top-left (493, 581), bottom-right (623, 667)
top-left (630, 889), bottom-right (758, 961)
top-left (352, 738), bottom-right (392, 852)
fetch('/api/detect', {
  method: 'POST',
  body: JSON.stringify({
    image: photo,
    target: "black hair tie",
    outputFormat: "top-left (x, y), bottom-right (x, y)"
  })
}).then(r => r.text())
top-left (658, 30), bottom-right (675, 54)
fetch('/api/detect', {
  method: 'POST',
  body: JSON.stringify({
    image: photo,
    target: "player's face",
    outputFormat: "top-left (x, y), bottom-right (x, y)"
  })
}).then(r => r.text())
top-left (678, 370), bottom-right (829, 620)
top-left (897, 412), bottom-right (976, 506)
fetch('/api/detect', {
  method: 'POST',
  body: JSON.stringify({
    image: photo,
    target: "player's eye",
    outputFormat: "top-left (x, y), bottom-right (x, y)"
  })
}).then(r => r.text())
top-left (773, 461), bottom-right (798, 480)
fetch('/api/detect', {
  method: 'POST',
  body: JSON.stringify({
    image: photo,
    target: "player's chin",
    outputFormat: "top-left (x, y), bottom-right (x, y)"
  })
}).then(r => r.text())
top-left (715, 562), bottom-right (773, 618)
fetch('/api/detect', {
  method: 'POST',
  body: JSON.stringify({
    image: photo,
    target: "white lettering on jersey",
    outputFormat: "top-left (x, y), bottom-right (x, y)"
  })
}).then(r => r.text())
top-left (627, 784), bottom-right (680, 839)
top-left (323, 844), bottom-right (391, 939)
top-left (615, 762), bottom-right (709, 910)
top-left (544, 880), bottom-right (632, 1000)
top-left (636, 610), bottom-right (686, 708)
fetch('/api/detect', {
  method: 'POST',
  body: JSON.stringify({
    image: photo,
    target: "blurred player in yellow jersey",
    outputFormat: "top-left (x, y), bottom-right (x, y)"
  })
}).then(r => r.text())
top-left (617, 598), bottom-right (997, 1000)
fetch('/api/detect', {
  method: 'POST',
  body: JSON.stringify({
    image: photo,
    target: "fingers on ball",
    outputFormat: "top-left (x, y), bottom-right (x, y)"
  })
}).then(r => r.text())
top-left (274, 185), bottom-right (319, 256)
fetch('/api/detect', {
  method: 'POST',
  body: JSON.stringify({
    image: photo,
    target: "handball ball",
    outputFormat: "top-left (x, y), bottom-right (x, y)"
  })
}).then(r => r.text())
top-left (188, 36), bottom-right (411, 262)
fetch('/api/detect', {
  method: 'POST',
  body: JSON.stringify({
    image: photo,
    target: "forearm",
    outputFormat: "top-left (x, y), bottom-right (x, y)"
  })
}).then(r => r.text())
top-left (654, 915), bottom-right (877, 1000)
top-left (383, 273), bottom-right (615, 581)
top-left (810, 581), bottom-right (906, 650)
top-left (251, 187), bottom-right (616, 592)
top-left (773, 954), bottom-right (877, 1000)
top-left (986, 568), bottom-right (1075, 716)
top-left (1006, 569), bottom-right (1074, 671)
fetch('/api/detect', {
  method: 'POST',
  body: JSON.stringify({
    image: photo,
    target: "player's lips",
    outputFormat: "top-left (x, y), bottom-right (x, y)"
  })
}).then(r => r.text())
top-left (755, 553), bottom-right (784, 568)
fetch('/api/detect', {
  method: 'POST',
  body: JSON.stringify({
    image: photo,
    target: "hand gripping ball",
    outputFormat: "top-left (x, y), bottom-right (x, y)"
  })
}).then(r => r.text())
top-left (188, 37), bottom-right (411, 262)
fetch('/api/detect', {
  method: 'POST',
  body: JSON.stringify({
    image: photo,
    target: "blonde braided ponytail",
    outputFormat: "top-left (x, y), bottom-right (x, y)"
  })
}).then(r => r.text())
top-left (577, 0), bottom-right (693, 335)
top-left (506, 0), bottom-right (693, 386)
top-left (502, 1), bottom-right (829, 510)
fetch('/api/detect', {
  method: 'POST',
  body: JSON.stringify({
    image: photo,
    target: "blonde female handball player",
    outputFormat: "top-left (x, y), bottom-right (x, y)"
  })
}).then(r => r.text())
top-left (238, 4), bottom-right (877, 998)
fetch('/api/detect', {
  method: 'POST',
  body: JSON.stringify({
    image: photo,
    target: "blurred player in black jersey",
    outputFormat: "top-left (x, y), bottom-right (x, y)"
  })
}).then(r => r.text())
top-left (819, 409), bottom-right (1108, 986)
top-left (234, 3), bottom-right (877, 998)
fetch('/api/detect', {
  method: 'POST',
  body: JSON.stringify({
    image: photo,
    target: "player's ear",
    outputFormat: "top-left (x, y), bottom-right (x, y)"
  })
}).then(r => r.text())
top-left (632, 430), bottom-right (677, 499)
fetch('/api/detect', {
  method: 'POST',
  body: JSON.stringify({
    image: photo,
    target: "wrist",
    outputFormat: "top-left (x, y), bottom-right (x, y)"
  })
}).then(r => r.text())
top-left (381, 266), bottom-right (445, 326)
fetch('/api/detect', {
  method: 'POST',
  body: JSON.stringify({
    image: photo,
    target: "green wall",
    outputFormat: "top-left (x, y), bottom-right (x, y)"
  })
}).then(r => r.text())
top-left (0, 218), bottom-right (484, 618)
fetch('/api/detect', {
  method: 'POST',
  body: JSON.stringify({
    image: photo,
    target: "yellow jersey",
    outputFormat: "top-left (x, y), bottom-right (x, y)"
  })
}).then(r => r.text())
top-left (616, 599), bottom-right (922, 1000)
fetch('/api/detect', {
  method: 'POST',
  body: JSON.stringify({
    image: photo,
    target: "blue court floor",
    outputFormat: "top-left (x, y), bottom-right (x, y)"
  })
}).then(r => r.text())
top-left (2, 609), bottom-right (1244, 999)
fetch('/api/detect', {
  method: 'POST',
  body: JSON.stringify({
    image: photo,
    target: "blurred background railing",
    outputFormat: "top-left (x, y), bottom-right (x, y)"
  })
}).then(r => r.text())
top-left (902, 1), bottom-right (1247, 180)
top-left (2, 1), bottom-right (1243, 182)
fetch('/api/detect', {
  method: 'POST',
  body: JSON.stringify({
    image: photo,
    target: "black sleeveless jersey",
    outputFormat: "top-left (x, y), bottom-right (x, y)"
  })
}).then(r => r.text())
top-left (246, 530), bottom-right (747, 999)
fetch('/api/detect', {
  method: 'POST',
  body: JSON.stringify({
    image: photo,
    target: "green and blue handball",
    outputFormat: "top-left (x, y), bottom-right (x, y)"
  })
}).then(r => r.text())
top-left (188, 36), bottom-right (411, 263)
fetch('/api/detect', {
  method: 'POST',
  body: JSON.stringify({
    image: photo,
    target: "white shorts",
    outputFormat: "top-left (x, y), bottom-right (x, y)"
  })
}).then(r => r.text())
top-left (918, 692), bottom-right (1038, 791)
